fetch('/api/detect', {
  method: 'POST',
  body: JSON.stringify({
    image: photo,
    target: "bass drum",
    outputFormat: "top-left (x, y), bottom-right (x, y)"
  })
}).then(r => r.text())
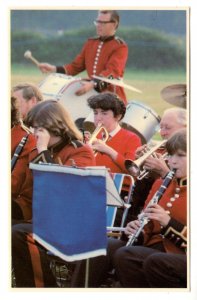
top-left (38, 73), bottom-right (98, 126)
top-left (120, 100), bottom-right (161, 144)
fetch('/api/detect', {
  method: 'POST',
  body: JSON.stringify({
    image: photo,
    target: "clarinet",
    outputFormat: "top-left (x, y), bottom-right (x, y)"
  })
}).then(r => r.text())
top-left (126, 169), bottom-right (175, 246)
top-left (11, 134), bottom-right (29, 172)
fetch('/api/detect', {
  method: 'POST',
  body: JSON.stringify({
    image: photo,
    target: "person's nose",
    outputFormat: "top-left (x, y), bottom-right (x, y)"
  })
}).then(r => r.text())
top-left (168, 155), bottom-right (178, 168)
top-left (160, 128), bottom-right (169, 139)
top-left (95, 114), bottom-right (103, 125)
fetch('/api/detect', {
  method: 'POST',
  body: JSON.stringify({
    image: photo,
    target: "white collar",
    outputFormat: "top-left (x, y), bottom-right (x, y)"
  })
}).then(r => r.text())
top-left (109, 124), bottom-right (121, 137)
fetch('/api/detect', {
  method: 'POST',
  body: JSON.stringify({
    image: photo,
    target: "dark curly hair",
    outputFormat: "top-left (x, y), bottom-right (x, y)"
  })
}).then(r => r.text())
top-left (87, 92), bottom-right (126, 120)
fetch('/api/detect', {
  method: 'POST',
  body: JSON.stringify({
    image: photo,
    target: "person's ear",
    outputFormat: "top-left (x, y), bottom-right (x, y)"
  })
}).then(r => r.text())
top-left (116, 114), bottom-right (122, 122)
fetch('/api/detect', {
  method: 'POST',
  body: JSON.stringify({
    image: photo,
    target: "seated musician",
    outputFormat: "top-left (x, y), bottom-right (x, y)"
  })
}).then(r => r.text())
top-left (11, 96), bottom-right (36, 222)
top-left (130, 107), bottom-right (186, 218)
top-left (71, 128), bottom-right (187, 288)
top-left (12, 99), bottom-right (96, 222)
top-left (12, 82), bottom-right (43, 120)
top-left (86, 92), bottom-right (141, 174)
top-left (86, 92), bottom-right (141, 226)
top-left (12, 82), bottom-right (44, 216)
top-left (12, 99), bottom-right (95, 287)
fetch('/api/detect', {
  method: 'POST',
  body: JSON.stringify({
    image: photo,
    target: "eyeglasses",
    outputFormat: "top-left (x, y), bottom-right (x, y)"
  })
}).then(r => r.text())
top-left (93, 20), bottom-right (115, 26)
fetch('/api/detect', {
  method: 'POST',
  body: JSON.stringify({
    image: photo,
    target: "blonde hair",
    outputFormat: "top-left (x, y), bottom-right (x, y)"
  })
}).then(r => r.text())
top-left (12, 83), bottom-right (43, 103)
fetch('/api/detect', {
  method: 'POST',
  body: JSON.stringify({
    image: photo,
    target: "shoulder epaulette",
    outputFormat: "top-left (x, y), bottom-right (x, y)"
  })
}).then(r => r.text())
top-left (115, 36), bottom-right (126, 44)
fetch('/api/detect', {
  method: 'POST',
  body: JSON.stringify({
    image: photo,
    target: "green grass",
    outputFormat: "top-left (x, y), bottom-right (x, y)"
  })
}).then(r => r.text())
top-left (11, 64), bottom-right (44, 86)
top-left (11, 64), bottom-right (186, 140)
top-left (125, 68), bottom-right (186, 82)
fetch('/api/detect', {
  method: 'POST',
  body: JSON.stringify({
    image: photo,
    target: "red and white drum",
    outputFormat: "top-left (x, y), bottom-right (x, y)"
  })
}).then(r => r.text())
top-left (38, 73), bottom-right (97, 122)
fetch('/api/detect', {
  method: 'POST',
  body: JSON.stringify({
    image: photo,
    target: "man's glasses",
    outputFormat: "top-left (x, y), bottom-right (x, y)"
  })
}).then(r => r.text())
top-left (94, 20), bottom-right (115, 26)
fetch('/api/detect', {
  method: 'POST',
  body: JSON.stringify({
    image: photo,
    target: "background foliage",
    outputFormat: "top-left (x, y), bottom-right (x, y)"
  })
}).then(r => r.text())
top-left (11, 27), bottom-right (186, 70)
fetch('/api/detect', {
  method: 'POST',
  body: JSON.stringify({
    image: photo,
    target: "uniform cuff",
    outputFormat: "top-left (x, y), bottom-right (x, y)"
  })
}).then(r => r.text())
top-left (56, 66), bottom-right (66, 74)
top-left (93, 78), bottom-right (108, 92)
top-left (162, 217), bottom-right (185, 234)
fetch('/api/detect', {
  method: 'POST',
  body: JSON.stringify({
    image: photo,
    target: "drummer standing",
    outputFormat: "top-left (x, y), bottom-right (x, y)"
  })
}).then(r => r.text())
top-left (39, 10), bottom-right (128, 104)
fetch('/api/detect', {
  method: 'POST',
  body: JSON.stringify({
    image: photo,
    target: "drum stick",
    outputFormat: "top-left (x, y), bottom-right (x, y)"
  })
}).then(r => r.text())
top-left (93, 75), bottom-right (142, 93)
top-left (24, 50), bottom-right (40, 67)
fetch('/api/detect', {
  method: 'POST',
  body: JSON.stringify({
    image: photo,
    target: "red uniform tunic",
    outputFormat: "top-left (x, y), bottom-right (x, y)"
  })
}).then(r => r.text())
top-left (60, 36), bottom-right (128, 104)
top-left (143, 177), bottom-right (187, 254)
top-left (95, 127), bottom-right (141, 174)
top-left (11, 124), bottom-right (36, 199)
top-left (14, 139), bottom-right (95, 221)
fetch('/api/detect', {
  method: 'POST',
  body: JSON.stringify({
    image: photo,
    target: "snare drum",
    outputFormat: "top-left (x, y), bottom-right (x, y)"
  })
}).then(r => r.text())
top-left (38, 73), bottom-right (97, 122)
top-left (120, 100), bottom-right (161, 144)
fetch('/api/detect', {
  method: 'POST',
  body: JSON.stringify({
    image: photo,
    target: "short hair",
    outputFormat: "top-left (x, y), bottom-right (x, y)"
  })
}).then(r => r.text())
top-left (162, 107), bottom-right (187, 126)
top-left (87, 92), bottom-right (126, 120)
top-left (166, 128), bottom-right (187, 155)
top-left (12, 83), bottom-right (43, 103)
top-left (25, 100), bottom-right (82, 141)
top-left (99, 10), bottom-right (120, 29)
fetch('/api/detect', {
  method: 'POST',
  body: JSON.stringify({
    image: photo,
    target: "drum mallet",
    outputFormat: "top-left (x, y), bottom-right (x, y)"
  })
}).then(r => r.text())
top-left (24, 50), bottom-right (40, 67)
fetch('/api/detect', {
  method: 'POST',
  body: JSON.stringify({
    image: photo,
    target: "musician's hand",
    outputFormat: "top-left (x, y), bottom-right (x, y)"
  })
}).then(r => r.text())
top-left (34, 127), bottom-right (51, 153)
top-left (143, 203), bottom-right (171, 227)
top-left (135, 144), bottom-right (148, 159)
top-left (91, 140), bottom-right (118, 160)
top-left (39, 63), bottom-right (56, 73)
top-left (143, 154), bottom-right (170, 178)
top-left (125, 220), bottom-right (141, 236)
top-left (91, 139), bottom-right (107, 152)
top-left (75, 81), bottom-right (94, 96)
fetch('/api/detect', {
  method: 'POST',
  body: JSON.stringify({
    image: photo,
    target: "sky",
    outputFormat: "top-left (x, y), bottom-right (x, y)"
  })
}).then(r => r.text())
top-left (1, 0), bottom-right (196, 300)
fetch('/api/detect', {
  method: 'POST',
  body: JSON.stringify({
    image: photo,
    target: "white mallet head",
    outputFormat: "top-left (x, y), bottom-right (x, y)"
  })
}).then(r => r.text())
top-left (24, 50), bottom-right (40, 66)
top-left (24, 50), bottom-right (32, 59)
